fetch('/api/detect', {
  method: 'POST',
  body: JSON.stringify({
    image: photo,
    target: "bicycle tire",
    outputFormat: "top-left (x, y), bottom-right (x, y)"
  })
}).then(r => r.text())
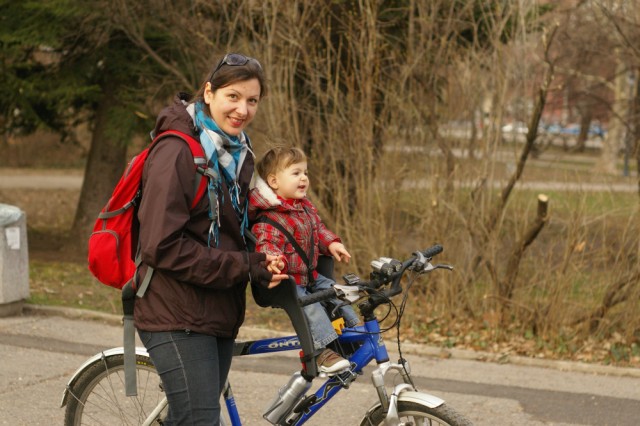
top-left (360, 401), bottom-right (473, 426)
top-left (63, 353), bottom-right (165, 426)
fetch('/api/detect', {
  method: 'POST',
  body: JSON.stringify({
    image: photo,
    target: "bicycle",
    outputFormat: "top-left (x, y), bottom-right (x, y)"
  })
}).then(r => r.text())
top-left (61, 244), bottom-right (473, 425)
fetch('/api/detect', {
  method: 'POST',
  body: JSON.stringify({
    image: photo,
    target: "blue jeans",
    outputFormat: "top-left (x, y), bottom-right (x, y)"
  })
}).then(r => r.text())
top-left (297, 273), bottom-right (360, 350)
top-left (138, 329), bottom-right (234, 426)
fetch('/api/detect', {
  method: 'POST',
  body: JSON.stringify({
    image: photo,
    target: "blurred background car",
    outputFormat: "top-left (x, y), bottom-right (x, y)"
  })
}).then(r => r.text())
top-left (501, 121), bottom-right (528, 134)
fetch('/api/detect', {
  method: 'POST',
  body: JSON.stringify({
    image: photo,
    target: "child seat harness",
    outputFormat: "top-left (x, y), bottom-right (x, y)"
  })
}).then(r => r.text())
top-left (254, 214), bottom-right (315, 285)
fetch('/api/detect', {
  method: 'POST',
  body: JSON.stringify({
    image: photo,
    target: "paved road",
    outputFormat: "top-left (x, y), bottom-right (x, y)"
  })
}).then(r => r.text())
top-left (1, 305), bottom-right (639, 425)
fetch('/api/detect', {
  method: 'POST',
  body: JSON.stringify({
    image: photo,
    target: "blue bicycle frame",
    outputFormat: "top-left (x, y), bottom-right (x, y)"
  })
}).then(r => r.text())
top-left (223, 318), bottom-right (387, 426)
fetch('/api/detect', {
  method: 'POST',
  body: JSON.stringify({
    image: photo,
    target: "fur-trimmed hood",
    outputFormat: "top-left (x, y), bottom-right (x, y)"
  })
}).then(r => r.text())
top-left (250, 176), bottom-right (281, 209)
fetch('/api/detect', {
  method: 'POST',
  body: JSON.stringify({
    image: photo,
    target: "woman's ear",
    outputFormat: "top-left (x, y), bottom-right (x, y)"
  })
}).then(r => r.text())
top-left (203, 82), bottom-right (214, 104)
top-left (267, 174), bottom-right (278, 190)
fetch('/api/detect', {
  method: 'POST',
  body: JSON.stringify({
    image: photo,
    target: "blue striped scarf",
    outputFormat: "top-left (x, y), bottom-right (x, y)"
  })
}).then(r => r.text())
top-left (189, 101), bottom-right (252, 246)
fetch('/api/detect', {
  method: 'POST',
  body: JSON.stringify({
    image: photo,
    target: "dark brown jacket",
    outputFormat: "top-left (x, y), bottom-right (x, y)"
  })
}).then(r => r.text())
top-left (134, 93), bottom-right (264, 338)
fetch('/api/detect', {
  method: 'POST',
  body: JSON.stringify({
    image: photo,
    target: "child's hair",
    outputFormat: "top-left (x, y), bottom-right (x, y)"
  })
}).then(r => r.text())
top-left (256, 146), bottom-right (307, 181)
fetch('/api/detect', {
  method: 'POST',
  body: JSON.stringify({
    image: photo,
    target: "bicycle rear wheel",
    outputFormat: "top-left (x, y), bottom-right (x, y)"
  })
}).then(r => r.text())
top-left (64, 353), bottom-right (165, 426)
top-left (360, 401), bottom-right (473, 426)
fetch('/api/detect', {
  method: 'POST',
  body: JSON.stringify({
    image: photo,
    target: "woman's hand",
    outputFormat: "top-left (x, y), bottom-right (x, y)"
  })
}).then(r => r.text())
top-left (247, 253), bottom-right (288, 288)
top-left (328, 242), bottom-right (351, 263)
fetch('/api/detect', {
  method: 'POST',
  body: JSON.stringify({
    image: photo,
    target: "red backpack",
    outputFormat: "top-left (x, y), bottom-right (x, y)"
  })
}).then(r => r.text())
top-left (87, 130), bottom-right (208, 290)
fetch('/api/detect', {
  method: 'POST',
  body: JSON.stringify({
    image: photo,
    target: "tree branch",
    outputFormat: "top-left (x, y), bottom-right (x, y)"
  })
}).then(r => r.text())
top-left (571, 272), bottom-right (640, 331)
top-left (498, 194), bottom-right (549, 304)
top-left (110, 0), bottom-right (193, 91)
top-left (485, 24), bottom-right (558, 234)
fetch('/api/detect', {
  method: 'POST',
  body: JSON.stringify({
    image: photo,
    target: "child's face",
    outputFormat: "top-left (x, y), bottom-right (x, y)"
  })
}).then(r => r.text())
top-left (267, 161), bottom-right (309, 200)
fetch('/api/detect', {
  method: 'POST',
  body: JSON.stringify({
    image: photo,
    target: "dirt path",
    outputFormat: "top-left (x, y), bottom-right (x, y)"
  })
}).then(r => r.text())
top-left (0, 168), bottom-right (83, 189)
top-left (0, 169), bottom-right (83, 261)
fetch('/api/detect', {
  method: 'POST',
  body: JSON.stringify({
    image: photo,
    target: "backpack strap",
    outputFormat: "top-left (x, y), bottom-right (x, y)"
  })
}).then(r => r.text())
top-left (151, 130), bottom-right (208, 209)
top-left (255, 215), bottom-right (315, 285)
top-left (97, 197), bottom-right (138, 219)
top-left (121, 282), bottom-right (137, 395)
top-left (133, 254), bottom-right (153, 297)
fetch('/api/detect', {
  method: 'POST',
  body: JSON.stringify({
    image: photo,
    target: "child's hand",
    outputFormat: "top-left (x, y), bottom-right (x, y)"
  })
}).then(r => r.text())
top-left (328, 242), bottom-right (351, 263)
top-left (266, 255), bottom-right (286, 274)
top-left (264, 254), bottom-right (288, 289)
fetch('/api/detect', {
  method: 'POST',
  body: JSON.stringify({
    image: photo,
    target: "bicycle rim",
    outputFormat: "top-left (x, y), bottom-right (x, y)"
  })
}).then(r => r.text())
top-left (64, 353), bottom-right (165, 426)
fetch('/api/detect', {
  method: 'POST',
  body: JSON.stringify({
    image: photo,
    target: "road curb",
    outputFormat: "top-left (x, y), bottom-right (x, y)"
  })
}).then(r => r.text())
top-left (23, 303), bottom-right (123, 326)
top-left (23, 303), bottom-right (640, 379)
top-left (395, 341), bottom-right (640, 378)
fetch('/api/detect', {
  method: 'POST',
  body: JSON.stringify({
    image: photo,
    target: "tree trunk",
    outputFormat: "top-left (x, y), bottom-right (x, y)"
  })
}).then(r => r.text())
top-left (574, 110), bottom-right (591, 153)
top-left (633, 67), bottom-right (640, 196)
top-left (597, 56), bottom-right (625, 175)
top-left (66, 85), bottom-right (129, 256)
top-left (0, 137), bottom-right (8, 166)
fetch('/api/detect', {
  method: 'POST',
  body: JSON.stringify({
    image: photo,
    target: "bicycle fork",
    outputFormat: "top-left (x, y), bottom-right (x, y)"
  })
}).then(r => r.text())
top-left (370, 359), bottom-right (445, 425)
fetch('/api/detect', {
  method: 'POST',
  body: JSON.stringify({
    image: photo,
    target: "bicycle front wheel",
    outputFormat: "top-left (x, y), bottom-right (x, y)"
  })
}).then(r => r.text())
top-left (360, 401), bottom-right (473, 426)
top-left (64, 353), bottom-right (165, 426)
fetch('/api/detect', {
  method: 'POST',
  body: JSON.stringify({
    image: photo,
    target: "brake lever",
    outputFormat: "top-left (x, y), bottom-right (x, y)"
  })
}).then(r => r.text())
top-left (415, 262), bottom-right (454, 273)
top-left (434, 263), bottom-right (454, 271)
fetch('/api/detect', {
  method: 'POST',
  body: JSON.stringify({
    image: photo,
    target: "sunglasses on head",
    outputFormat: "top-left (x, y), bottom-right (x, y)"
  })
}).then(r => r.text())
top-left (211, 53), bottom-right (262, 78)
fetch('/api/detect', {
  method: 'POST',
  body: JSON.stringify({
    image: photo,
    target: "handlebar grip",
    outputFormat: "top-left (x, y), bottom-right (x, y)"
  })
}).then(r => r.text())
top-left (422, 244), bottom-right (443, 258)
top-left (298, 288), bottom-right (337, 307)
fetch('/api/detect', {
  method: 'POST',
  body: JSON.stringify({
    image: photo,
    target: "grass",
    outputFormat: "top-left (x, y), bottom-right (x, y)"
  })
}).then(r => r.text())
top-left (29, 260), bottom-right (121, 313)
top-left (472, 187), bottom-right (639, 220)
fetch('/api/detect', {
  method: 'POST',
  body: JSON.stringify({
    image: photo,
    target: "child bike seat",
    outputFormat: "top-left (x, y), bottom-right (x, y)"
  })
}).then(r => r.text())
top-left (250, 255), bottom-right (335, 379)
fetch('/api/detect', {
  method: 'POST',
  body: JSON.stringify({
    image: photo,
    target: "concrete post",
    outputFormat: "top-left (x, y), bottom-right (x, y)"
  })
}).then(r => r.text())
top-left (0, 204), bottom-right (29, 316)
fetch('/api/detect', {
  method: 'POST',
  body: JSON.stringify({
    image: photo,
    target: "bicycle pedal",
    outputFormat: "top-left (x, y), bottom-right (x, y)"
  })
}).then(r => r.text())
top-left (318, 367), bottom-right (348, 379)
top-left (333, 369), bottom-right (358, 388)
top-left (318, 371), bottom-right (337, 378)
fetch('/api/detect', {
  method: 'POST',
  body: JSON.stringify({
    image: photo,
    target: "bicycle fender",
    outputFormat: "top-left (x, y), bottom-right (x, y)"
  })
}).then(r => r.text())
top-left (361, 387), bottom-right (445, 425)
top-left (60, 346), bottom-right (150, 408)
top-left (387, 390), bottom-right (445, 425)
top-left (395, 390), bottom-right (445, 408)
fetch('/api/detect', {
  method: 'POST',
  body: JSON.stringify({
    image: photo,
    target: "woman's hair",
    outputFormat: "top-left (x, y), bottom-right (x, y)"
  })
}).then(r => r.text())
top-left (256, 146), bottom-right (307, 181)
top-left (193, 53), bottom-right (267, 105)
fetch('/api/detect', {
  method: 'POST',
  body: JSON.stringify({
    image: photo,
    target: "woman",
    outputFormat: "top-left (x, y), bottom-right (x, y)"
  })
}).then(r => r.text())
top-left (134, 53), bottom-right (287, 425)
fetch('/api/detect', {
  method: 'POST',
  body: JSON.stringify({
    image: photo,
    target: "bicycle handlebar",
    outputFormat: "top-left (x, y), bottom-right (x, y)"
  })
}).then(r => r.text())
top-left (299, 288), bottom-right (337, 307)
top-left (298, 244), bottom-right (446, 307)
top-left (422, 244), bottom-right (443, 258)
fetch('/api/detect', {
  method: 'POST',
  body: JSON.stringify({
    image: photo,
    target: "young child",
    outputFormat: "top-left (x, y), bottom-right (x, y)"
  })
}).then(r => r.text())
top-left (249, 146), bottom-right (359, 375)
